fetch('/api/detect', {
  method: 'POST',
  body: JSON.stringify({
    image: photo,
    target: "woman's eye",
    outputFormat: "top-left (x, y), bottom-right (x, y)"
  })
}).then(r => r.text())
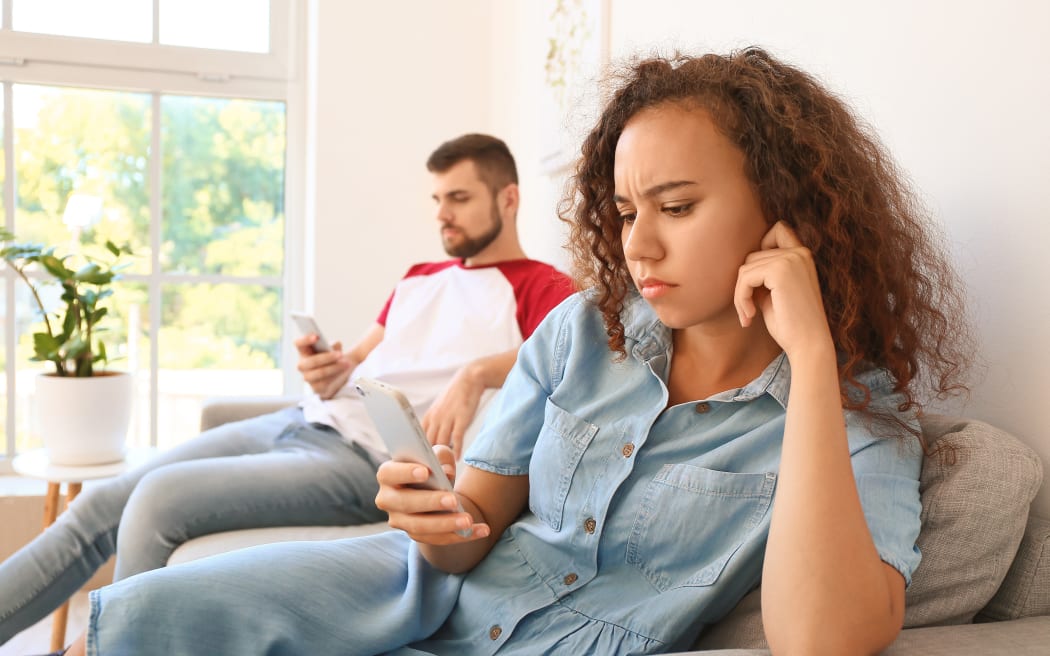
top-left (619, 212), bottom-right (637, 224)
top-left (664, 203), bottom-right (694, 217)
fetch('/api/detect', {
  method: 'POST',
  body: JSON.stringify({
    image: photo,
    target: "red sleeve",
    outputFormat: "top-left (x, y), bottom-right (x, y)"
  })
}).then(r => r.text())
top-left (499, 261), bottom-right (576, 339)
top-left (375, 290), bottom-right (396, 326)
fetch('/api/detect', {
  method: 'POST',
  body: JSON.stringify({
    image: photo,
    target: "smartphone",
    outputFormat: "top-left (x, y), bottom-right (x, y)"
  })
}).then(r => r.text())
top-left (355, 377), bottom-right (472, 538)
top-left (290, 311), bottom-right (332, 352)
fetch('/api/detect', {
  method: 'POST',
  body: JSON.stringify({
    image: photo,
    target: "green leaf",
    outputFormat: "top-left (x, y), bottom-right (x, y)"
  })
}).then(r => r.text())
top-left (33, 332), bottom-right (61, 359)
top-left (65, 337), bottom-right (89, 361)
top-left (75, 263), bottom-right (114, 285)
top-left (62, 309), bottom-right (77, 336)
top-left (96, 339), bottom-right (108, 363)
top-left (40, 254), bottom-right (74, 279)
top-left (90, 307), bottom-right (109, 325)
top-left (106, 241), bottom-right (120, 257)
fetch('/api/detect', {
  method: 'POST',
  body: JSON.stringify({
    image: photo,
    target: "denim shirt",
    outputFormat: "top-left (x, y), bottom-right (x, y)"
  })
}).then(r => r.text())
top-left (422, 292), bottom-right (923, 655)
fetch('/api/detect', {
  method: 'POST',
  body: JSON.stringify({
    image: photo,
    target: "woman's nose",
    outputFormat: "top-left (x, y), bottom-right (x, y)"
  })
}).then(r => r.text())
top-left (622, 213), bottom-right (663, 261)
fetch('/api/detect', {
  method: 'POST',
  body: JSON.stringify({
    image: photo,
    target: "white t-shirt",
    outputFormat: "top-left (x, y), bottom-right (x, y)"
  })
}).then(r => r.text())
top-left (300, 258), bottom-right (573, 454)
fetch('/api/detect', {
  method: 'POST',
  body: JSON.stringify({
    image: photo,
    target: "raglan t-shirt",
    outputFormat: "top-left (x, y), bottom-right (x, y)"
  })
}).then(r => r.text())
top-left (300, 258), bottom-right (573, 454)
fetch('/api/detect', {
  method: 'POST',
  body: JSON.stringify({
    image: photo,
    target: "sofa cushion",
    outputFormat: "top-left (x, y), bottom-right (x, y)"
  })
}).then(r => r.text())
top-left (904, 415), bottom-right (1043, 626)
top-left (168, 523), bottom-right (390, 566)
top-left (977, 515), bottom-right (1050, 621)
top-left (693, 415), bottom-right (1044, 648)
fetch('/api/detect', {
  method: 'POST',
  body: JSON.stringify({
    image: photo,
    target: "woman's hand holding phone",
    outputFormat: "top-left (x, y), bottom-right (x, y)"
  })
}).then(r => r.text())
top-left (375, 446), bottom-right (491, 545)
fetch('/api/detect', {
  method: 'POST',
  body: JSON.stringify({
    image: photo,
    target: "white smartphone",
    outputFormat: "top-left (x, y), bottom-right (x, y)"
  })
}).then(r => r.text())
top-left (290, 311), bottom-right (332, 352)
top-left (355, 377), bottom-right (472, 538)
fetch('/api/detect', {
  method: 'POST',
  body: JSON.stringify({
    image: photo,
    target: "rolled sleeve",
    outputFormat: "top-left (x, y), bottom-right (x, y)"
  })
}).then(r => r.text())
top-left (464, 294), bottom-right (578, 476)
top-left (855, 469), bottom-right (923, 585)
top-left (845, 382), bottom-right (924, 585)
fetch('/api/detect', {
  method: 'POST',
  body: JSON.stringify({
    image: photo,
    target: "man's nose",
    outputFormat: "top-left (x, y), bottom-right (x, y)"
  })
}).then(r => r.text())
top-left (436, 202), bottom-right (453, 224)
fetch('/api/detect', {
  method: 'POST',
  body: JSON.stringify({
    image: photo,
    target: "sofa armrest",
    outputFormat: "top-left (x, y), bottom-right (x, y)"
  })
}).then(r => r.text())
top-left (200, 395), bottom-right (301, 431)
top-left (978, 514), bottom-right (1050, 621)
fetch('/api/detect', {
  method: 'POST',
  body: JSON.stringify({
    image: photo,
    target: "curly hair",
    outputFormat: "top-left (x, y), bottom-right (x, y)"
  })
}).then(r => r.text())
top-left (560, 47), bottom-right (970, 419)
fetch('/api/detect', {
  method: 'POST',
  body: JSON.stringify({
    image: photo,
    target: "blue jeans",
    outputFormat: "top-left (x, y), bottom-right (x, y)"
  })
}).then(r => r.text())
top-left (87, 531), bottom-right (463, 655)
top-left (0, 408), bottom-right (387, 645)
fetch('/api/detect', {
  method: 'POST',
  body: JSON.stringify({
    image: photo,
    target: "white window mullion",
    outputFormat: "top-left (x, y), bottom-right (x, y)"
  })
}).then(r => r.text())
top-left (0, 32), bottom-right (289, 81)
top-left (149, 91), bottom-right (162, 448)
top-left (0, 60), bottom-right (288, 102)
top-left (4, 80), bottom-right (15, 459)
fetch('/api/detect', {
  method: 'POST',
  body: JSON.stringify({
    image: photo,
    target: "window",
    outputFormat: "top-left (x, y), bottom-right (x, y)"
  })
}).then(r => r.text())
top-left (0, 0), bottom-right (303, 462)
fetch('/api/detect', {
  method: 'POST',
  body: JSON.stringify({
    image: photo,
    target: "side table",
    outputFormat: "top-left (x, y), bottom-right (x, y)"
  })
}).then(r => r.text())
top-left (12, 447), bottom-right (157, 651)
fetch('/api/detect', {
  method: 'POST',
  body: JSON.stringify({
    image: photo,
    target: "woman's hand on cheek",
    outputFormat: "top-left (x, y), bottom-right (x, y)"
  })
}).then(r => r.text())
top-left (734, 221), bottom-right (834, 360)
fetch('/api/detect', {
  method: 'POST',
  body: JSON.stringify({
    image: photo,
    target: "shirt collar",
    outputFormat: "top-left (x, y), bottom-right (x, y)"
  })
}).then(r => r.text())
top-left (620, 292), bottom-right (791, 409)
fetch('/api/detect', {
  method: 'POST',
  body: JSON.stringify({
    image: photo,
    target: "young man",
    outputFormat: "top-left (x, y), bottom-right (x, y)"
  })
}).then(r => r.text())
top-left (0, 133), bottom-right (573, 647)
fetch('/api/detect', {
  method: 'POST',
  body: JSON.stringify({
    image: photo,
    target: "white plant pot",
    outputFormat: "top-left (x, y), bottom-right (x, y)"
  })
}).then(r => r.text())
top-left (36, 371), bottom-right (133, 466)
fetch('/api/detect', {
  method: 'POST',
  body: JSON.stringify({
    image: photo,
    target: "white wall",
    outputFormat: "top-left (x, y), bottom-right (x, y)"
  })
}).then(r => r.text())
top-left (308, 0), bottom-right (494, 341)
top-left (309, 1), bottom-right (1050, 518)
top-left (603, 0), bottom-right (1050, 517)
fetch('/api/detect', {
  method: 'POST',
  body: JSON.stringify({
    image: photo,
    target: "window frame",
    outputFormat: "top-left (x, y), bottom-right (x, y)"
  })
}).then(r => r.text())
top-left (0, 0), bottom-right (307, 466)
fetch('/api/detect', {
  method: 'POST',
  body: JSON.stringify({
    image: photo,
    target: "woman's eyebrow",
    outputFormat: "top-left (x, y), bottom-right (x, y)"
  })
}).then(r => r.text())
top-left (613, 180), bottom-right (697, 204)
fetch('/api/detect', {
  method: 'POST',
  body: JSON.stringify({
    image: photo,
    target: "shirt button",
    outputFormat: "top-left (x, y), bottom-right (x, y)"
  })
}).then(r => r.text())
top-left (621, 442), bottom-right (635, 457)
top-left (695, 402), bottom-right (711, 414)
top-left (489, 625), bottom-right (502, 640)
top-left (563, 572), bottom-right (578, 585)
top-left (583, 517), bottom-right (597, 533)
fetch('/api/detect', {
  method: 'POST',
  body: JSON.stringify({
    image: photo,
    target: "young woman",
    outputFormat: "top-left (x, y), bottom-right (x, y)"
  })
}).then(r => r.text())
top-left (62, 47), bottom-right (967, 656)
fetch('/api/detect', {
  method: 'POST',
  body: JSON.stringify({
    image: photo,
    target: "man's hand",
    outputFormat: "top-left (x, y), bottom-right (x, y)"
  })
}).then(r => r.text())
top-left (295, 334), bottom-right (353, 399)
top-left (421, 364), bottom-right (486, 459)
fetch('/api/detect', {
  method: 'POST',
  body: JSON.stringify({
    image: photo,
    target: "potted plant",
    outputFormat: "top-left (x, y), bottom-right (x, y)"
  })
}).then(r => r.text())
top-left (1, 229), bottom-right (135, 465)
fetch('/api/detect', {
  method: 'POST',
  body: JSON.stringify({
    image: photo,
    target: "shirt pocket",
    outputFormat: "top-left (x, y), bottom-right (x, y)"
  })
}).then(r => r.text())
top-left (626, 464), bottom-right (776, 592)
top-left (528, 398), bottom-right (599, 531)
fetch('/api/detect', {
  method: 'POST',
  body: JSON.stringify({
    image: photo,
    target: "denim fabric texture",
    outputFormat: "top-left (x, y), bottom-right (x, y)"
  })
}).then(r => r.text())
top-left (85, 292), bottom-right (923, 655)
top-left (0, 408), bottom-right (387, 644)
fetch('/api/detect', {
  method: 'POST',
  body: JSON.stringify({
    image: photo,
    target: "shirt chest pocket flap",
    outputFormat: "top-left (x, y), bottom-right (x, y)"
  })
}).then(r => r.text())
top-left (528, 398), bottom-right (599, 531)
top-left (627, 464), bottom-right (776, 591)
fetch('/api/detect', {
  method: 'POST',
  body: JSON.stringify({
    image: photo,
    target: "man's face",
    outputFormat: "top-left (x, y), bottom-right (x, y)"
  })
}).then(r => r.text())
top-left (431, 160), bottom-right (504, 259)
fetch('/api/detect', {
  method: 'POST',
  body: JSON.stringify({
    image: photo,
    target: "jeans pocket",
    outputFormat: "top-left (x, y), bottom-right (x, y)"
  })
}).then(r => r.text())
top-left (528, 398), bottom-right (599, 531)
top-left (626, 464), bottom-right (776, 591)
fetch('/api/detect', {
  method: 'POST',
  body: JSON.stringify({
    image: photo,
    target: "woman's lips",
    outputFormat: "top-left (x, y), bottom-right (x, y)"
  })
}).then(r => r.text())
top-left (638, 278), bottom-right (674, 299)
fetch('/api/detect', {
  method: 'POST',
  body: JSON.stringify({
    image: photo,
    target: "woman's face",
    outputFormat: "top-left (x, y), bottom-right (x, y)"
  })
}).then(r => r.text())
top-left (614, 103), bottom-right (769, 331)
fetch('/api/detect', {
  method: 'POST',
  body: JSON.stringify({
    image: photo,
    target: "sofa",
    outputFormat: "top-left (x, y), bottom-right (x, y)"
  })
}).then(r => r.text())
top-left (169, 397), bottom-right (1050, 655)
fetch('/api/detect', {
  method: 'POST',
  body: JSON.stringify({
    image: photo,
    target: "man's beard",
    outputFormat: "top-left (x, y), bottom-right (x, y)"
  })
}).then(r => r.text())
top-left (442, 201), bottom-right (503, 259)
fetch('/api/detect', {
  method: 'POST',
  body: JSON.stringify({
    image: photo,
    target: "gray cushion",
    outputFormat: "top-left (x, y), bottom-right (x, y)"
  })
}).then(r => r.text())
top-left (677, 616), bottom-right (1050, 656)
top-left (694, 415), bottom-right (1044, 648)
top-left (978, 515), bottom-right (1050, 621)
top-left (905, 415), bottom-right (1043, 626)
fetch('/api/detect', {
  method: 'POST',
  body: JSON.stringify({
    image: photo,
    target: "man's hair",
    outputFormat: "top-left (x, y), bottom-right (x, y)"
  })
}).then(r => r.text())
top-left (427, 133), bottom-right (518, 194)
top-left (560, 47), bottom-right (971, 422)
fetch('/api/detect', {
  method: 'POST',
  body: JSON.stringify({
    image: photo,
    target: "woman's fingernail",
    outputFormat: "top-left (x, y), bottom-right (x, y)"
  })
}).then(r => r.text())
top-left (442, 495), bottom-right (459, 509)
top-left (413, 467), bottom-right (427, 481)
